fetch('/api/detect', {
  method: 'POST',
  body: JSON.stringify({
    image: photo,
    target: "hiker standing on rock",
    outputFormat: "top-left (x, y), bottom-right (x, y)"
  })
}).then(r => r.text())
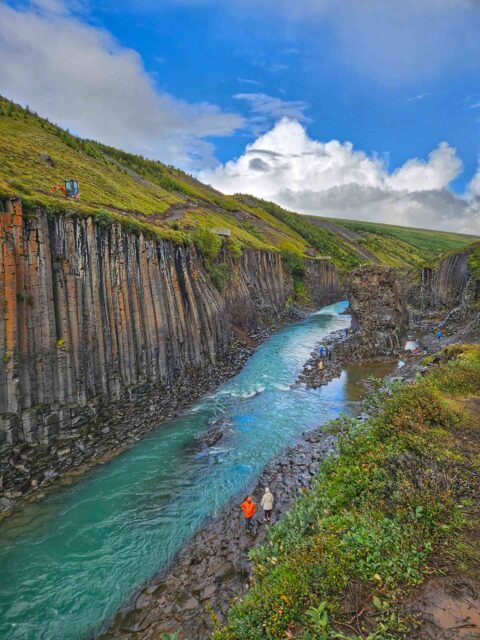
top-left (240, 496), bottom-right (256, 531)
top-left (261, 488), bottom-right (274, 523)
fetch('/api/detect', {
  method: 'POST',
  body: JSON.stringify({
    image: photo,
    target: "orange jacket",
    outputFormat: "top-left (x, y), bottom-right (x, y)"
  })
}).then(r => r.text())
top-left (241, 498), bottom-right (256, 518)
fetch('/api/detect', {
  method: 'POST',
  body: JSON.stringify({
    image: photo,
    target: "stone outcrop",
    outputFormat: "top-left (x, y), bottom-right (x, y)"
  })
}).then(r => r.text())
top-left (0, 199), bottom-right (233, 448)
top-left (409, 252), bottom-right (471, 311)
top-left (407, 246), bottom-right (480, 337)
top-left (347, 264), bottom-right (409, 357)
top-left (0, 198), bottom-right (341, 504)
top-left (219, 247), bottom-right (286, 331)
top-left (300, 265), bottom-right (408, 388)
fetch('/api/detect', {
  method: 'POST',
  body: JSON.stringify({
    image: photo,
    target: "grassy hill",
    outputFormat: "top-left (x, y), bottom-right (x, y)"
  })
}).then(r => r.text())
top-left (0, 96), bottom-right (477, 273)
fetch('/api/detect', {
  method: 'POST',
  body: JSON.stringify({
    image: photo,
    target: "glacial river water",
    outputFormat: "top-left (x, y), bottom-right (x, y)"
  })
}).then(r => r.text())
top-left (0, 302), bottom-right (398, 640)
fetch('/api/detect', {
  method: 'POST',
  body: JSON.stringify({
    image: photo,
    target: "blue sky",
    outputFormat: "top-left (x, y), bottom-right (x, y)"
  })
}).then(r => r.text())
top-left (92, 0), bottom-right (480, 188)
top-left (1, 0), bottom-right (480, 231)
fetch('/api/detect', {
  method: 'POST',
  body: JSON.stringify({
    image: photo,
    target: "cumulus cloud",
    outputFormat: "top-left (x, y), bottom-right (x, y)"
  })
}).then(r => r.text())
top-left (0, 1), bottom-right (243, 168)
top-left (386, 143), bottom-right (463, 192)
top-left (199, 118), bottom-right (480, 233)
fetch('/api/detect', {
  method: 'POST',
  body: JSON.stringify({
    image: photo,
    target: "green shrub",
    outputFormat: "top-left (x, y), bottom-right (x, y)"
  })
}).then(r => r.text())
top-left (209, 263), bottom-right (230, 292)
top-left (192, 227), bottom-right (222, 262)
top-left (282, 250), bottom-right (309, 303)
top-left (281, 249), bottom-right (306, 279)
top-left (93, 209), bottom-right (114, 229)
top-left (467, 243), bottom-right (480, 280)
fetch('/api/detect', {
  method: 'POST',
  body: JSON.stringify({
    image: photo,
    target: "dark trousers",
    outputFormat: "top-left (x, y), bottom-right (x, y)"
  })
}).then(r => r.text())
top-left (245, 516), bottom-right (253, 529)
top-left (264, 509), bottom-right (272, 522)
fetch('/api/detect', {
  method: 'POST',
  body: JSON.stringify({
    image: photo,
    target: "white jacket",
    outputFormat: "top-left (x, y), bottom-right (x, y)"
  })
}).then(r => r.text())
top-left (261, 491), bottom-right (274, 510)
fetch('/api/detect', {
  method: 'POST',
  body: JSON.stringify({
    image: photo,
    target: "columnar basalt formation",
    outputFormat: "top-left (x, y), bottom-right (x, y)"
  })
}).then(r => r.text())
top-left (0, 198), bottom-right (341, 503)
top-left (408, 248), bottom-right (479, 309)
top-left (300, 265), bottom-right (409, 388)
top-left (0, 199), bottom-right (233, 447)
top-left (219, 247), bottom-right (286, 330)
top-left (347, 264), bottom-right (409, 357)
top-left (304, 258), bottom-right (342, 308)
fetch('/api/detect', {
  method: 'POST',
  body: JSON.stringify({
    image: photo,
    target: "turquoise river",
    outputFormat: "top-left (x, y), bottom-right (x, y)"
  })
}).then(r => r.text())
top-left (0, 302), bottom-right (398, 639)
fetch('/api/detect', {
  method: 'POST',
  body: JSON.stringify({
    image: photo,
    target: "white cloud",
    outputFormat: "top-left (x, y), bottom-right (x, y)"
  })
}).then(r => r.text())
top-left (236, 77), bottom-right (262, 86)
top-left (407, 92), bottom-right (431, 102)
top-left (0, 1), bottom-right (243, 168)
top-left (235, 93), bottom-right (308, 121)
top-left (468, 167), bottom-right (480, 197)
top-left (199, 118), bottom-right (480, 233)
top-left (386, 143), bottom-right (462, 192)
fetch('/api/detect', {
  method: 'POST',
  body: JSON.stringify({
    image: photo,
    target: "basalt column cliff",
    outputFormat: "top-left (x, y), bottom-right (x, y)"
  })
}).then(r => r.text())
top-left (0, 198), bottom-right (341, 503)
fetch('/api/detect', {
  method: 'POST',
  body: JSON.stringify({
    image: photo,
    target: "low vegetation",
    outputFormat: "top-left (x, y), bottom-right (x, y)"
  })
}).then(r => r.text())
top-left (281, 250), bottom-right (308, 303)
top-left (1, 95), bottom-right (477, 275)
top-left (332, 219), bottom-right (476, 267)
top-left (212, 344), bottom-right (480, 639)
top-left (467, 242), bottom-right (480, 280)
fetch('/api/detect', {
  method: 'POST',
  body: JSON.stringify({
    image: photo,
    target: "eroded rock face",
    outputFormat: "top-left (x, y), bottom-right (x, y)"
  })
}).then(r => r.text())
top-left (347, 264), bottom-right (409, 357)
top-left (219, 247), bottom-right (287, 330)
top-left (0, 199), bottom-right (231, 448)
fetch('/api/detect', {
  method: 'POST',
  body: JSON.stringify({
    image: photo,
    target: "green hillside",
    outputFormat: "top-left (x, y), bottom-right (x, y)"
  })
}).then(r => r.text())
top-left (0, 96), bottom-right (477, 273)
top-left (237, 195), bottom-right (478, 270)
top-left (328, 218), bottom-right (477, 268)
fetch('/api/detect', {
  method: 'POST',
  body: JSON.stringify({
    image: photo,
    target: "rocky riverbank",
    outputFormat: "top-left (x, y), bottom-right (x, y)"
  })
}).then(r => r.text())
top-left (102, 426), bottom-right (338, 640)
top-left (101, 341), bottom-right (438, 640)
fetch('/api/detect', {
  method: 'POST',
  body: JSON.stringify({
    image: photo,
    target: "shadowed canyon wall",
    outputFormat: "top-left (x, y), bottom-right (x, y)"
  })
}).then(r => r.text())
top-left (304, 258), bottom-right (342, 309)
top-left (409, 248), bottom-right (479, 315)
top-left (0, 198), bottom-right (341, 502)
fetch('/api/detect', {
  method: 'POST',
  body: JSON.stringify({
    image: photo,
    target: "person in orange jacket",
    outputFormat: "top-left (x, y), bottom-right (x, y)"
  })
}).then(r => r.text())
top-left (240, 496), bottom-right (256, 530)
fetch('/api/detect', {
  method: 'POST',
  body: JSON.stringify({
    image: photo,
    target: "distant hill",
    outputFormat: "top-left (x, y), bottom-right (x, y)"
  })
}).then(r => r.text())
top-left (1, 96), bottom-right (477, 272)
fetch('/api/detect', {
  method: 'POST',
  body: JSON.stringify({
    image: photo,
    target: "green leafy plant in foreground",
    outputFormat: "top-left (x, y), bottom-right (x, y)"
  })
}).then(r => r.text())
top-left (212, 344), bottom-right (480, 640)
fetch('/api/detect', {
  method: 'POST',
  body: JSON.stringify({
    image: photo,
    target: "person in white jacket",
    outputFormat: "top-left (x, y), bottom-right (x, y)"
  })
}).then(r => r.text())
top-left (261, 487), bottom-right (274, 523)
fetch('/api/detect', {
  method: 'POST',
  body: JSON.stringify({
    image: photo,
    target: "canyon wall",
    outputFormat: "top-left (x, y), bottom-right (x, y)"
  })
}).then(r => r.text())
top-left (408, 247), bottom-right (479, 318)
top-left (304, 258), bottom-right (342, 308)
top-left (219, 247), bottom-right (286, 331)
top-left (0, 199), bottom-right (233, 448)
top-left (0, 198), bottom-right (341, 503)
